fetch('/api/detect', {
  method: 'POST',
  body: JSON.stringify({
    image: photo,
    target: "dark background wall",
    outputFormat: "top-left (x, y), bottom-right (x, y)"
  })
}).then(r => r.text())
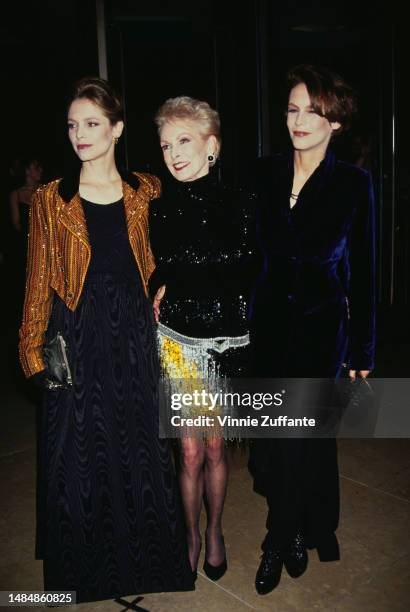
top-left (1, 0), bottom-right (98, 178)
top-left (1, 1), bottom-right (408, 317)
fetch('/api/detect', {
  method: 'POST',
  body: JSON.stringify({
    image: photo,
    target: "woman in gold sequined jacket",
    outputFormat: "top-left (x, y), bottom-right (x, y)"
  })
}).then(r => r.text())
top-left (19, 170), bottom-right (157, 378)
top-left (18, 77), bottom-right (194, 604)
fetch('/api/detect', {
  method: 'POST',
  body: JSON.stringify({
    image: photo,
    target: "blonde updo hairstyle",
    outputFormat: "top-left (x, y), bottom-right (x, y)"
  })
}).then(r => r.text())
top-left (155, 96), bottom-right (221, 163)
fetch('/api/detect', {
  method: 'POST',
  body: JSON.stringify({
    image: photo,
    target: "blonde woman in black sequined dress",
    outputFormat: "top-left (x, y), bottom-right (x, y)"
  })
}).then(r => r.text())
top-left (149, 96), bottom-right (257, 581)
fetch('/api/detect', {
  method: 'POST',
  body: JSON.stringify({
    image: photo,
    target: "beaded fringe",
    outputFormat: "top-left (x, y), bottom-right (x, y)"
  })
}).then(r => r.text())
top-left (158, 323), bottom-right (249, 441)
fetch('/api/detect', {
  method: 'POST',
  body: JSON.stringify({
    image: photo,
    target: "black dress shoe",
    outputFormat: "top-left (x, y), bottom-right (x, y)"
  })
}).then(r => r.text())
top-left (203, 555), bottom-right (227, 581)
top-left (283, 533), bottom-right (308, 578)
top-left (203, 535), bottom-right (227, 581)
top-left (255, 547), bottom-right (283, 594)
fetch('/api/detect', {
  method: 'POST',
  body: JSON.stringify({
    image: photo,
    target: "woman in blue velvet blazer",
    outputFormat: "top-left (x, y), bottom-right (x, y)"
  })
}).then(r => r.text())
top-left (250, 65), bottom-right (375, 594)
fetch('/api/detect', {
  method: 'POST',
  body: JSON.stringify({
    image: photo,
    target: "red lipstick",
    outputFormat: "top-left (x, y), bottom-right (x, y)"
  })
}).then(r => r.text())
top-left (173, 162), bottom-right (189, 172)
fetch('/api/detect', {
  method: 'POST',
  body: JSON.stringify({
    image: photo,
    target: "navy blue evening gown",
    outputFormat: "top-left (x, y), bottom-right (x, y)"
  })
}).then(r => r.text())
top-left (40, 198), bottom-right (193, 603)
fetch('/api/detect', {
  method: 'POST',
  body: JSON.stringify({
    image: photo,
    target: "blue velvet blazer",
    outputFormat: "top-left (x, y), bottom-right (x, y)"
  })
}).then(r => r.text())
top-left (251, 149), bottom-right (376, 377)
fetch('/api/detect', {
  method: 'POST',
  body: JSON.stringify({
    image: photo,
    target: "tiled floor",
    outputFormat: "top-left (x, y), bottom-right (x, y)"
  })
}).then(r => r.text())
top-left (1, 382), bottom-right (409, 611)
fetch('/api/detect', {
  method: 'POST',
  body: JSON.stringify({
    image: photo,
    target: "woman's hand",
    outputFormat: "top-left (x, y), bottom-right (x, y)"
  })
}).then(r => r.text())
top-left (30, 369), bottom-right (61, 390)
top-left (153, 285), bottom-right (166, 323)
top-left (348, 370), bottom-right (371, 380)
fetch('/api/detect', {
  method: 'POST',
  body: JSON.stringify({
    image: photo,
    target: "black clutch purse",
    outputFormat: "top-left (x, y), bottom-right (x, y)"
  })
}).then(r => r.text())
top-left (43, 331), bottom-right (73, 390)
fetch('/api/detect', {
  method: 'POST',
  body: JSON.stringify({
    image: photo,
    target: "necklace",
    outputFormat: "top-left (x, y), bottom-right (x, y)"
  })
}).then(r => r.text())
top-left (290, 193), bottom-right (299, 200)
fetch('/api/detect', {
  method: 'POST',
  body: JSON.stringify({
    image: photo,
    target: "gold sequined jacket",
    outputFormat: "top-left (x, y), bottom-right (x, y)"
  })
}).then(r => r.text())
top-left (19, 170), bottom-right (160, 378)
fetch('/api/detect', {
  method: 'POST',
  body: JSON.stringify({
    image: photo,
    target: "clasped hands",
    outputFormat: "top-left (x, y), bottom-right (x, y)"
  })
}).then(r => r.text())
top-left (348, 370), bottom-right (371, 380)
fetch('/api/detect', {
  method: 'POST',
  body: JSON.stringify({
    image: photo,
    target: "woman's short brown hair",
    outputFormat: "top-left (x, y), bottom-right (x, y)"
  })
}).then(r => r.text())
top-left (154, 96), bottom-right (221, 158)
top-left (286, 64), bottom-right (357, 133)
top-left (68, 77), bottom-right (123, 125)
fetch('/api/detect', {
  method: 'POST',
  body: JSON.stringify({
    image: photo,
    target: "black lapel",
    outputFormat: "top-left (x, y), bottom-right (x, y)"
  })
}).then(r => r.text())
top-left (58, 165), bottom-right (142, 203)
top-left (293, 149), bottom-right (336, 210)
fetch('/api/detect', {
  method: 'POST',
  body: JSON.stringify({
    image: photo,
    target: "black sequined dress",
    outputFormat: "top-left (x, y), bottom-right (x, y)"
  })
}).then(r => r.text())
top-left (149, 171), bottom-right (257, 382)
top-left (41, 198), bottom-right (194, 603)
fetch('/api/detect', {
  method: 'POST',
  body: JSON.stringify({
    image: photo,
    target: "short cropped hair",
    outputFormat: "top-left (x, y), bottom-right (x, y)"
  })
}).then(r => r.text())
top-left (286, 64), bottom-right (357, 133)
top-left (68, 77), bottom-right (123, 125)
top-left (155, 96), bottom-right (221, 157)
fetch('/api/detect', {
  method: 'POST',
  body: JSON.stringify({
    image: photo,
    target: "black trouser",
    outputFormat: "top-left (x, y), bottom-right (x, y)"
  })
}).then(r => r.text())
top-left (256, 438), bottom-right (340, 561)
